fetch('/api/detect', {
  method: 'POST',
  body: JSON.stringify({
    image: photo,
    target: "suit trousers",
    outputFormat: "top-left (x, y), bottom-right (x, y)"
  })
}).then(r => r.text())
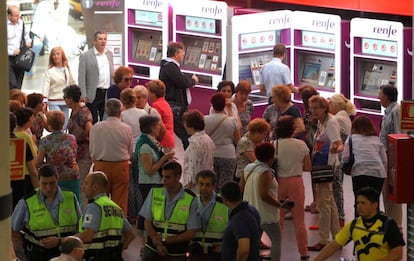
top-left (93, 160), bottom-right (130, 216)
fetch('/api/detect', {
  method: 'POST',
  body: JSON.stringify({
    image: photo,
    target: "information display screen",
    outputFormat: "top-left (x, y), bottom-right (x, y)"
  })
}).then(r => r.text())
top-left (135, 10), bottom-right (163, 27)
top-left (185, 16), bottom-right (217, 34)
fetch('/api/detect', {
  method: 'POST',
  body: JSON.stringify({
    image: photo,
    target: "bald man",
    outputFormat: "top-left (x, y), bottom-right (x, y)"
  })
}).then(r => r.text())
top-left (50, 236), bottom-right (84, 261)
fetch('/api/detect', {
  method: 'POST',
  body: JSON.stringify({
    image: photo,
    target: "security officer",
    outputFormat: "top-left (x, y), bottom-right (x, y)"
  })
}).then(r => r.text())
top-left (190, 170), bottom-right (229, 261)
top-left (12, 164), bottom-right (81, 261)
top-left (140, 161), bottom-right (200, 261)
top-left (76, 171), bottom-right (135, 261)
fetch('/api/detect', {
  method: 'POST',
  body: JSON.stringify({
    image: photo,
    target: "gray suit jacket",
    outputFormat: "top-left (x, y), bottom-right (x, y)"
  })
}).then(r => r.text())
top-left (78, 47), bottom-right (114, 102)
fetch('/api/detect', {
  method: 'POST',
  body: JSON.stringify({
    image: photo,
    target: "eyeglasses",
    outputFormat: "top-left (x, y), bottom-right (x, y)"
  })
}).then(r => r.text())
top-left (123, 77), bottom-right (133, 82)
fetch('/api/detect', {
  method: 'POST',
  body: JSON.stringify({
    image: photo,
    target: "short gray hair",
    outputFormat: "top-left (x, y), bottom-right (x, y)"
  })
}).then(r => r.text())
top-left (133, 85), bottom-right (148, 99)
top-left (105, 98), bottom-right (122, 117)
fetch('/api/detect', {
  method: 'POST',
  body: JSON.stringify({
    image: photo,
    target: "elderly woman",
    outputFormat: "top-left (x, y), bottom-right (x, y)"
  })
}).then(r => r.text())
top-left (307, 95), bottom-right (342, 251)
top-left (9, 88), bottom-right (27, 107)
top-left (120, 88), bottom-right (147, 222)
top-left (210, 80), bottom-right (241, 129)
top-left (205, 93), bottom-right (240, 191)
top-left (133, 85), bottom-right (160, 116)
top-left (43, 46), bottom-right (76, 129)
top-left (134, 115), bottom-right (175, 232)
top-left (343, 115), bottom-right (386, 217)
top-left (182, 109), bottom-right (215, 191)
top-left (275, 115), bottom-right (311, 259)
top-left (63, 85), bottom-right (93, 208)
top-left (271, 84), bottom-right (305, 138)
top-left (27, 93), bottom-right (47, 145)
top-left (232, 80), bottom-right (254, 134)
top-left (237, 118), bottom-right (270, 183)
top-left (328, 93), bottom-right (357, 226)
top-left (37, 110), bottom-right (80, 200)
top-left (242, 142), bottom-right (283, 261)
top-left (106, 66), bottom-right (134, 100)
top-left (147, 80), bottom-right (175, 150)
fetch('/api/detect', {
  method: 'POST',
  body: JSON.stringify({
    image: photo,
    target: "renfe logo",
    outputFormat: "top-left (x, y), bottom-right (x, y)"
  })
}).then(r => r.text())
top-left (268, 14), bottom-right (290, 26)
top-left (372, 25), bottom-right (398, 38)
top-left (201, 5), bottom-right (223, 16)
top-left (142, 0), bottom-right (162, 8)
top-left (312, 18), bottom-right (335, 31)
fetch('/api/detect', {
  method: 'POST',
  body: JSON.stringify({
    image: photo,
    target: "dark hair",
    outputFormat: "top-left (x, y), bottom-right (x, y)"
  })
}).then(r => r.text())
top-left (167, 42), bottom-right (184, 57)
top-left (60, 236), bottom-right (83, 255)
top-left (139, 115), bottom-right (160, 134)
top-left (15, 107), bottom-right (34, 127)
top-left (221, 182), bottom-right (242, 202)
top-left (63, 85), bottom-right (82, 103)
top-left (357, 187), bottom-right (380, 203)
top-left (113, 66), bottom-right (133, 84)
top-left (94, 31), bottom-right (107, 40)
top-left (10, 112), bottom-right (17, 134)
top-left (235, 80), bottom-right (252, 94)
top-left (38, 164), bottom-right (58, 178)
top-left (273, 43), bottom-right (286, 57)
top-left (380, 84), bottom-right (398, 102)
top-left (26, 93), bottom-right (43, 109)
top-left (210, 93), bottom-right (225, 112)
top-left (351, 115), bottom-right (378, 136)
top-left (255, 142), bottom-right (275, 162)
top-left (276, 115), bottom-right (295, 138)
top-left (147, 80), bottom-right (166, 98)
top-left (183, 109), bottom-right (205, 131)
top-left (299, 85), bottom-right (319, 110)
top-left (162, 161), bottom-right (182, 176)
top-left (196, 170), bottom-right (216, 185)
top-left (217, 80), bottom-right (235, 94)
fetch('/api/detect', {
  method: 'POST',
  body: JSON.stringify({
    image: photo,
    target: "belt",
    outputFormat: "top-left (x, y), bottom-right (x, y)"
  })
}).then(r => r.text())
top-left (96, 88), bottom-right (108, 92)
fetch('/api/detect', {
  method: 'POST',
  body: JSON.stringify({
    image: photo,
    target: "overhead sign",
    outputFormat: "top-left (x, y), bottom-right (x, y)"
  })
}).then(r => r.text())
top-left (10, 138), bottom-right (25, 181)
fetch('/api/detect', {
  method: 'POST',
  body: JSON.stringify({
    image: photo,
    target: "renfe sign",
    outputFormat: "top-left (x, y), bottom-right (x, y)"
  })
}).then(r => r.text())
top-left (264, 0), bottom-right (412, 16)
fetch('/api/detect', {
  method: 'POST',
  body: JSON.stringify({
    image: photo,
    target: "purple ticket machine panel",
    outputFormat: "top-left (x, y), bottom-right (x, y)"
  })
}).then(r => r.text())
top-left (292, 11), bottom-right (350, 102)
top-left (350, 18), bottom-right (412, 126)
top-left (230, 10), bottom-right (292, 98)
top-left (173, 0), bottom-right (227, 89)
top-left (125, 0), bottom-right (170, 84)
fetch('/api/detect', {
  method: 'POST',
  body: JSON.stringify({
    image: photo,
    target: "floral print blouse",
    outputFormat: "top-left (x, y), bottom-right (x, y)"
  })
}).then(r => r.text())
top-left (67, 105), bottom-right (92, 161)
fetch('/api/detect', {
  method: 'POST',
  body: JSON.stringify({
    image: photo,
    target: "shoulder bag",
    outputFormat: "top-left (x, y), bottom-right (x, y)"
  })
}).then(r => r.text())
top-left (208, 116), bottom-right (228, 137)
top-left (15, 23), bottom-right (35, 72)
top-left (341, 136), bottom-right (354, 175)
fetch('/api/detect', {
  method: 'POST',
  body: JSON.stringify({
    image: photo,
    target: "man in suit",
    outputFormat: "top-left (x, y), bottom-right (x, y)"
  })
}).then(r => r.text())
top-left (78, 31), bottom-right (114, 123)
top-left (7, 5), bottom-right (31, 90)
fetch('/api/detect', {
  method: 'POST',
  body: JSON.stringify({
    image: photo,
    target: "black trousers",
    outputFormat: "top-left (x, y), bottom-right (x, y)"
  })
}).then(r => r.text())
top-left (87, 88), bottom-right (107, 124)
top-left (9, 56), bottom-right (25, 90)
top-left (169, 104), bottom-right (189, 149)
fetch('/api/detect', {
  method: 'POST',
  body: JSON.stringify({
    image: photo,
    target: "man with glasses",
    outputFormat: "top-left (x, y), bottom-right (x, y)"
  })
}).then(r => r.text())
top-left (78, 31), bottom-right (114, 123)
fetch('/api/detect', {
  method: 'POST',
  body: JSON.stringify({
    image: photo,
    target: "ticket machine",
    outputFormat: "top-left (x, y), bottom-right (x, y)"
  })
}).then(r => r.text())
top-left (125, 0), bottom-right (170, 84)
top-left (172, 0), bottom-right (227, 89)
top-left (229, 10), bottom-right (292, 95)
top-left (291, 11), bottom-right (350, 102)
top-left (350, 18), bottom-right (412, 123)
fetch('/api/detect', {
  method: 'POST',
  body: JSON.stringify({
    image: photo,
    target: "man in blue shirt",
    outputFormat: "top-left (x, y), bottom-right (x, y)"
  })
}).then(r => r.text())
top-left (140, 161), bottom-right (200, 260)
top-left (220, 182), bottom-right (261, 261)
top-left (190, 170), bottom-right (229, 260)
top-left (12, 164), bottom-right (81, 261)
top-left (259, 43), bottom-right (296, 102)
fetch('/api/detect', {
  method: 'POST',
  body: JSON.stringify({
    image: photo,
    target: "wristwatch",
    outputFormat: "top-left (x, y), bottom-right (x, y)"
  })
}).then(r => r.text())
top-left (162, 237), bottom-right (166, 243)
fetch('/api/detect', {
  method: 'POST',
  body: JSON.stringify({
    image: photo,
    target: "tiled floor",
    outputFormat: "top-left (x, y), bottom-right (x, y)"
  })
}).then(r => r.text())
top-left (121, 173), bottom-right (407, 261)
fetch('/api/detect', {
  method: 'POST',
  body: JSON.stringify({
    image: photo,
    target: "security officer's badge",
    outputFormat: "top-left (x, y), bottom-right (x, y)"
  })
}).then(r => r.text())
top-left (215, 215), bottom-right (224, 222)
top-left (179, 205), bottom-right (189, 212)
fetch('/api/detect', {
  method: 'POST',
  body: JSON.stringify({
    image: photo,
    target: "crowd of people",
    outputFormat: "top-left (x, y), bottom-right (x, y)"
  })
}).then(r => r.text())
top-left (7, 6), bottom-right (406, 259)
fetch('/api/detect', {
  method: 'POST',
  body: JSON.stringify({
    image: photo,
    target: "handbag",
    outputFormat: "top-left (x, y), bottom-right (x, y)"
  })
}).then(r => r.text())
top-left (15, 47), bottom-right (35, 72)
top-left (16, 23), bottom-right (35, 72)
top-left (341, 136), bottom-right (354, 175)
top-left (311, 165), bottom-right (334, 183)
top-left (271, 139), bottom-right (278, 178)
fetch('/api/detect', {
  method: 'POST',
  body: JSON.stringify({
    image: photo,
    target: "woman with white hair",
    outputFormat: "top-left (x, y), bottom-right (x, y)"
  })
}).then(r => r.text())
top-left (327, 94), bottom-right (356, 226)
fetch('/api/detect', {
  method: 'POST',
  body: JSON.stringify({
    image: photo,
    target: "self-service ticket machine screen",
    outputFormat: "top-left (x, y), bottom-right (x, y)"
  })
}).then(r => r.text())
top-left (238, 51), bottom-right (273, 87)
top-left (132, 30), bottom-right (163, 64)
top-left (297, 51), bottom-right (336, 92)
top-left (355, 59), bottom-right (397, 112)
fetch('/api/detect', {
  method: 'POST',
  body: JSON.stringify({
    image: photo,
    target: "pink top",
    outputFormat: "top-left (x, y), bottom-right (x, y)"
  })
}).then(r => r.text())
top-left (152, 97), bottom-right (175, 148)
